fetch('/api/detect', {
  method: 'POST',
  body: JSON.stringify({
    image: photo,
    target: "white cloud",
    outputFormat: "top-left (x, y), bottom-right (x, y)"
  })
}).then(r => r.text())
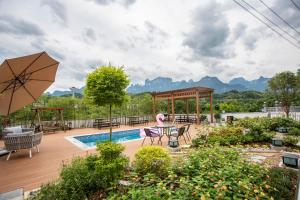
top-left (0, 0), bottom-right (299, 92)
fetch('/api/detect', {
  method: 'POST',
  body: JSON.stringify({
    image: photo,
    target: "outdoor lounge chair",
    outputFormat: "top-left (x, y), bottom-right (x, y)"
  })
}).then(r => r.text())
top-left (3, 127), bottom-right (43, 160)
top-left (170, 126), bottom-right (187, 145)
top-left (142, 128), bottom-right (163, 146)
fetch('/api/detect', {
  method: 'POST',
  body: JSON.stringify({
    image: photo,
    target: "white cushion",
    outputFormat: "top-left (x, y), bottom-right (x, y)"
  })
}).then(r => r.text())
top-left (4, 126), bottom-right (22, 134)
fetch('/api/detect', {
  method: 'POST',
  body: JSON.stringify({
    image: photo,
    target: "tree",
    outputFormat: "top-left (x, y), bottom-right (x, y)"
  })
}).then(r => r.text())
top-left (268, 71), bottom-right (299, 117)
top-left (85, 66), bottom-right (130, 140)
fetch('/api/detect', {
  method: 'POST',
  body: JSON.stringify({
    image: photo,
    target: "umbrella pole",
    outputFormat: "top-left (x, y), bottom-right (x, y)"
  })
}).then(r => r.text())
top-left (37, 109), bottom-right (42, 131)
top-left (60, 110), bottom-right (65, 132)
top-left (2, 116), bottom-right (10, 128)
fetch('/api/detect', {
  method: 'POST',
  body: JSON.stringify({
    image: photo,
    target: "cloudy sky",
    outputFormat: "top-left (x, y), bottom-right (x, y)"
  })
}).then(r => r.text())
top-left (0, 0), bottom-right (300, 92)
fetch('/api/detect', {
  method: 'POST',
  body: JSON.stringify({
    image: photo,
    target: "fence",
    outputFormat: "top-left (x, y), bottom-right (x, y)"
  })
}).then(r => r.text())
top-left (5, 115), bottom-right (154, 129)
top-left (264, 106), bottom-right (300, 113)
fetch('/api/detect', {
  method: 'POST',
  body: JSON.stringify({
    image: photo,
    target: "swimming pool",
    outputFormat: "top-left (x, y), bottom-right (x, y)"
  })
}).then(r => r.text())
top-left (65, 129), bottom-right (142, 150)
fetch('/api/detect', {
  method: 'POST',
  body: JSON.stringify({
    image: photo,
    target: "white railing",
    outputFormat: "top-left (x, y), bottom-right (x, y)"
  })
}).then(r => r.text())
top-left (264, 106), bottom-right (300, 113)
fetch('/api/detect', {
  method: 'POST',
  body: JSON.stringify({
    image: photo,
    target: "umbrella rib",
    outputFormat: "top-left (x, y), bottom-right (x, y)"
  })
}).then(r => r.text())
top-left (24, 62), bottom-right (59, 76)
top-left (18, 52), bottom-right (45, 77)
top-left (6, 60), bottom-right (17, 78)
top-left (0, 79), bottom-right (15, 94)
top-left (27, 78), bottom-right (54, 82)
top-left (22, 85), bottom-right (37, 101)
top-left (7, 82), bottom-right (17, 116)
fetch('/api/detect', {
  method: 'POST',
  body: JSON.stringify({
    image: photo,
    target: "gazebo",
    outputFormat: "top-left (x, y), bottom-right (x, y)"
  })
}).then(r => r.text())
top-left (151, 87), bottom-right (214, 124)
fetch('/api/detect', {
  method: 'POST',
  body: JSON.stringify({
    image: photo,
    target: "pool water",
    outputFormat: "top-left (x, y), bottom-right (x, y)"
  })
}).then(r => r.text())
top-left (72, 129), bottom-right (141, 148)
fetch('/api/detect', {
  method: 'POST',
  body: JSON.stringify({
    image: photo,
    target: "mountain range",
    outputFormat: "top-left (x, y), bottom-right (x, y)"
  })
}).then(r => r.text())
top-left (127, 76), bottom-right (270, 94)
top-left (48, 76), bottom-right (270, 96)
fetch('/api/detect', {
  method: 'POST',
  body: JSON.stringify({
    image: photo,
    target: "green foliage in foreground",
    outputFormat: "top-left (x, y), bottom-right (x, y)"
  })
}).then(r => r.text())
top-left (133, 146), bottom-right (171, 178)
top-left (108, 147), bottom-right (290, 200)
top-left (30, 142), bottom-right (128, 200)
top-left (236, 117), bottom-right (300, 132)
top-left (30, 144), bottom-right (297, 200)
top-left (192, 126), bottom-right (275, 147)
top-left (268, 167), bottom-right (298, 200)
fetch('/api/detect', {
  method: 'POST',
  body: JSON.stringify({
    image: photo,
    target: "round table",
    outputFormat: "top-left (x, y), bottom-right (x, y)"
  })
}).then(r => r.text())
top-left (155, 124), bottom-right (176, 142)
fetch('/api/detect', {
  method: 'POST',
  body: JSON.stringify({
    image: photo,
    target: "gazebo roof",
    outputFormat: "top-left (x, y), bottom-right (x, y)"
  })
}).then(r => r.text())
top-left (151, 87), bottom-right (214, 100)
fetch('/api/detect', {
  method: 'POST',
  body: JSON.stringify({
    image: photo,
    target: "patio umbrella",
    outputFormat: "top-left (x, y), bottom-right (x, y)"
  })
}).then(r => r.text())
top-left (0, 52), bottom-right (59, 116)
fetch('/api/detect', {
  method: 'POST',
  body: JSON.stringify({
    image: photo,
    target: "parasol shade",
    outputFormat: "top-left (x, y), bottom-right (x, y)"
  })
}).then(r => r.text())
top-left (0, 52), bottom-right (59, 116)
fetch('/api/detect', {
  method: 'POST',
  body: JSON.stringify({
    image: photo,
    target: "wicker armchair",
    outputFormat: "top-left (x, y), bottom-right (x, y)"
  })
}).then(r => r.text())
top-left (4, 132), bottom-right (43, 160)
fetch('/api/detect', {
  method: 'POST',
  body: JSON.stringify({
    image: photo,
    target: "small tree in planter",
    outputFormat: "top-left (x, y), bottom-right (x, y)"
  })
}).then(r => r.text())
top-left (85, 66), bottom-right (130, 140)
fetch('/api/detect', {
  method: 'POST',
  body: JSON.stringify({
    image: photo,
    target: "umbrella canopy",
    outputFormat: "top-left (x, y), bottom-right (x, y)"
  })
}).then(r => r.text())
top-left (0, 52), bottom-right (59, 116)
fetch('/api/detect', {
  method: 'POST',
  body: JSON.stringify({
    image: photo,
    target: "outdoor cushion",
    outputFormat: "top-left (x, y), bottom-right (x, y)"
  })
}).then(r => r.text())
top-left (4, 126), bottom-right (22, 134)
top-left (6, 131), bottom-right (33, 137)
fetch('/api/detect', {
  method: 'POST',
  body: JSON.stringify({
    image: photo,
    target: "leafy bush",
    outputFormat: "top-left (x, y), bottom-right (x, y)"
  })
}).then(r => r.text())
top-left (288, 127), bottom-right (300, 136)
top-left (59, 157), bottom-right (94, 199)
top-left (93, 141), bottom-right (129, 188)
top-left (267, 167), bottom-right (298, 200)
top-left (191, 135), bottom-right (207, 147)
top-left (207, 127), bottom-right (243, 145)
top-left (249, 123), bottom-right (263, 135)
top-left (31, 142), bottom-right (128, 200)
top-left (203, 126), bottom-right (274, 146)
top-left (283, 136), bottom-right (299, 146)
top-left (236, 117), bottom-right (300, 132)
top-left (134, 146), bottom-right (171, 177)
top-left (29, 183), bottom-right (66, 200)
top-left (111, 147), bottom-right (281, 199)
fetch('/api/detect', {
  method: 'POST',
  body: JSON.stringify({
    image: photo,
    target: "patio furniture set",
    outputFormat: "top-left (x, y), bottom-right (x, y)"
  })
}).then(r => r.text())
top-left (142, 123), bottom-right (191, 146)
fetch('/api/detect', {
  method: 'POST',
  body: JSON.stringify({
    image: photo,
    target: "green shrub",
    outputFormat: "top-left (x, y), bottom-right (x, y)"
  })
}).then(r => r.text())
top-left (113, 147), bottom-right (281, 199)
top-left (207, 127), bottom-right (244, 145)
top-left (288, 127), bottom-right (300, 136)
top-left (31, 142), bottom-right (128, 200)
top-left (93, 142), bottom-right (129, 188)
top-left (191, 135), bottom-right (206, 147)
top-left (267, 167), bottom-right (298, 200)
top-left (283, 136), bottom-right (299, 146)
top-left (29, 183), bottom-right (66, 200)
top-left (134, 146), bottom-right (171, 177)
top-left (59, 157), bottom-right (92, 200)
top-left (236, 117), bottom-right (300, 132)
top-left (249, 123), bottom-right (263, 135)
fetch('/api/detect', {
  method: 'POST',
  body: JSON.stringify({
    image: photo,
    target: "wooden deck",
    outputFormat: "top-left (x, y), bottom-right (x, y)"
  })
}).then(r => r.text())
top-left (0, 123), bottom-right (200, 193)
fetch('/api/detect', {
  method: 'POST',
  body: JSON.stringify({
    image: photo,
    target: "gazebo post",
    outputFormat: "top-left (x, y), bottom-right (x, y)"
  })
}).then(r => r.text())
top-left (152, 96), bottom-right (156, 121)
top-left (37, 109), bottom-right (41, 128)
top-left (185, 99), bottom-right (189, 119)
top-left (171, 94), bottom-right (175, 122)
top-left (167, 98), bottom-right (170, 121)
top-left (210, 92), bottom-right (213, 123)
top-left (196, 91), bottom-right (200, 125)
